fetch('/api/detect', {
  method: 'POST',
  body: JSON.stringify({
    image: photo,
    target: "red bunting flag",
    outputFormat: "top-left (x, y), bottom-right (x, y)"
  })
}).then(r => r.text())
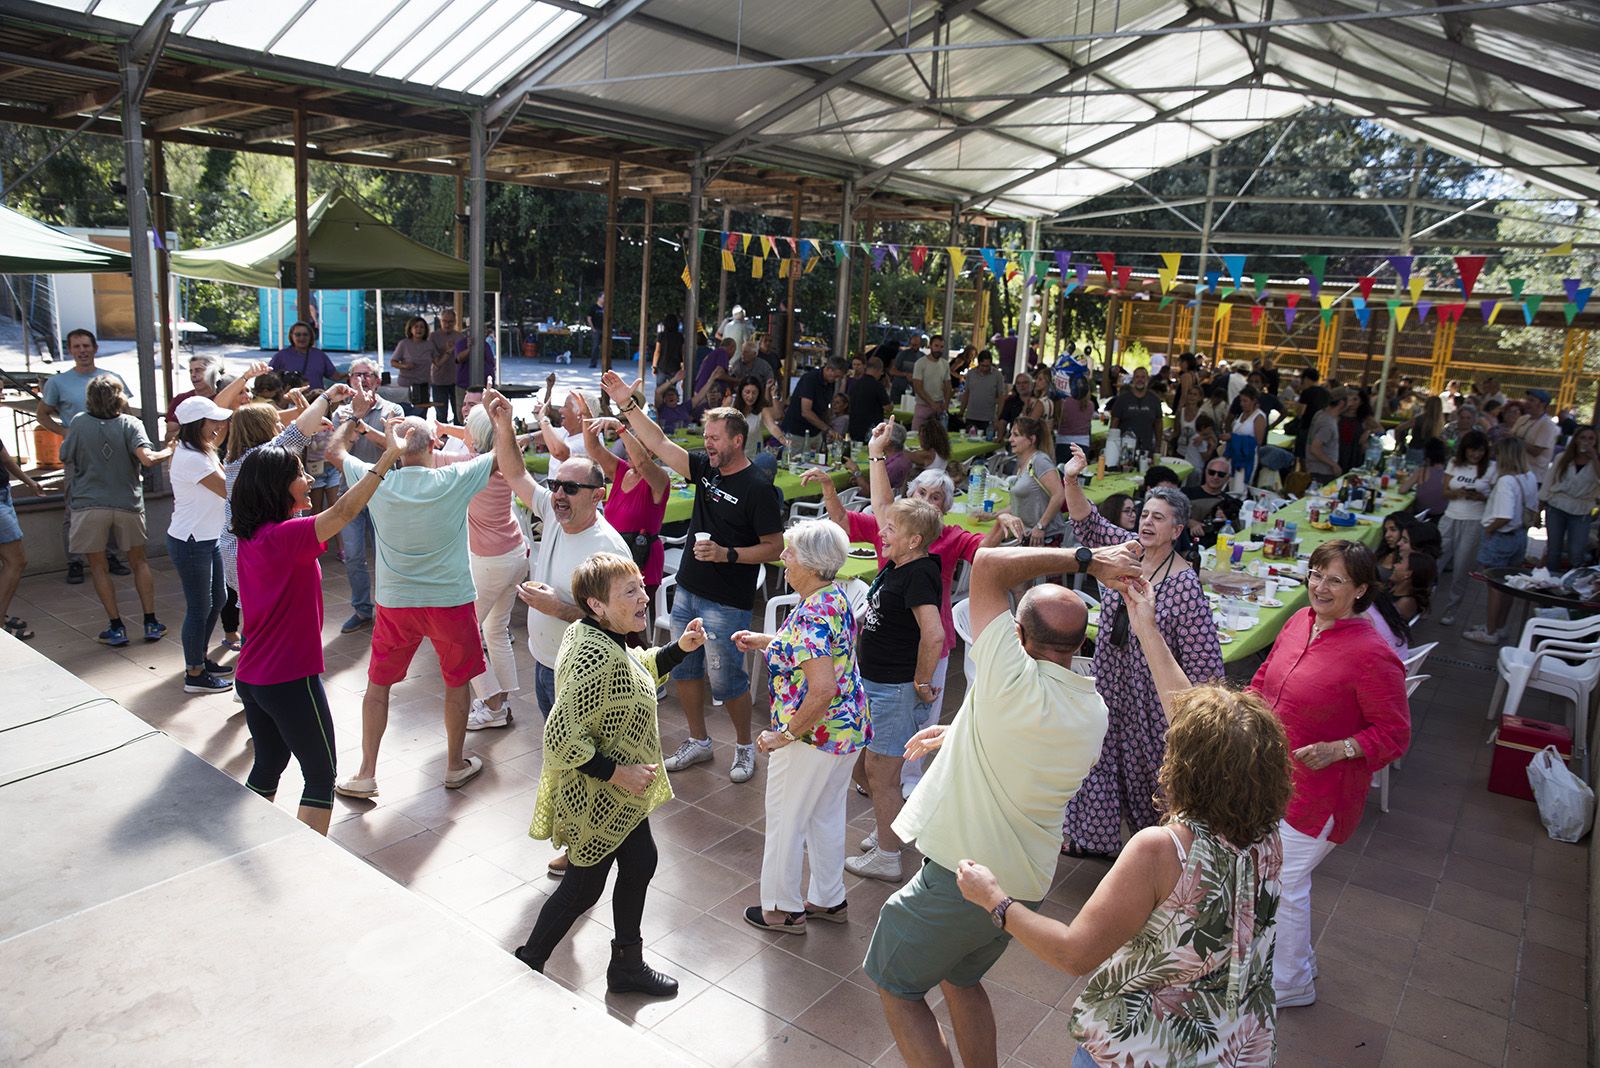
top-left (1358, 276), bottom-right (1377, 301)
top-left (1096, 252), bottom-right (1117, 287)
top-left (1438, 303), bottom-right (1467, 324)
top-left (1114, 265), bottom-right (1133, 291)
top-left (1285, 293), bottom-right (1301, 309)
top-left (910, 245), bottom-right (928, 272)
top-left (1250, 305), bottom-right (1265, 328)
top-left (1454, 256), bottom-right (1487, 301)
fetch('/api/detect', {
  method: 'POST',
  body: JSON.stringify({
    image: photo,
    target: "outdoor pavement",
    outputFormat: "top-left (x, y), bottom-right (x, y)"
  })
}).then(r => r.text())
top-left (6, 551), bottom-right (1589, 1067)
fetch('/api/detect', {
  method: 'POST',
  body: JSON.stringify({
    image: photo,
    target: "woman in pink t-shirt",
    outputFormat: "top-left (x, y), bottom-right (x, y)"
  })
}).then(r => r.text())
top-left (230, 420), bottom-right (404, 834)
top-left (581, 413), bottom-right (671, 611)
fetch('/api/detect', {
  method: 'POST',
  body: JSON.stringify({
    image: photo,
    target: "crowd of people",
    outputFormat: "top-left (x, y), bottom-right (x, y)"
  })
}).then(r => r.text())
top-left (5, 316), bottom-right (1598, 1067)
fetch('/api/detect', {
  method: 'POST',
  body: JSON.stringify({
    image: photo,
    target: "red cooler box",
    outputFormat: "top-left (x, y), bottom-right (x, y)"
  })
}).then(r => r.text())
top-left (1488, 716), bottom-right (1573, 801)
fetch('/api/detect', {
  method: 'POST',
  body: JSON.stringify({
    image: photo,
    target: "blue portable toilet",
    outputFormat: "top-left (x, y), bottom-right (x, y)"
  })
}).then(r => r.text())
top-left (258, 288), bottom-right (365, 351)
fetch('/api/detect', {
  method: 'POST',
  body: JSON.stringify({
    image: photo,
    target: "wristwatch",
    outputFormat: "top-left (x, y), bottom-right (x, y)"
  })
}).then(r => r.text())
top-left (780, 728), bottom-right (799, 742)
top-left (990, 896), bottom-right (1015, 930)
top-left (1341, 738), bottom-right (1356, 760)
top-left (1075, 545), bottom-right (1095, 571)
top-left (727, 546), bottom-right (740, 565)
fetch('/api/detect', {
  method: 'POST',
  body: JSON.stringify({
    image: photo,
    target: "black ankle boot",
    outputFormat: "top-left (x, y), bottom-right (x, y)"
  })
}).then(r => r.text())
top-left (513, 944), bottom-right (545, 973)
top-left (605, 938), bottom-right (678, 997)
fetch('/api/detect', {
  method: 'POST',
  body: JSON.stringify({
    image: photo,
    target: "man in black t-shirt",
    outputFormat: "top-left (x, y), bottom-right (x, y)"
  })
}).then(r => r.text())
top-left (601, 372), bottom-right (784, 785)
top-left (781, 356), bottom-right (847, 447)
top-left (1108, 367), bottom-right (1164, 453)
top-left (847, 356), bottom-right (893, 442)
top-left (586, 294), bottom-right (605, 368)
top-left (1291, 367), bottom-right (1330, 461)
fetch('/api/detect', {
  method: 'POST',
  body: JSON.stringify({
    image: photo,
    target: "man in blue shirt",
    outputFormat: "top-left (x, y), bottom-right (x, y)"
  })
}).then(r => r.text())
top-left (37, 328), bottom-right (131, 583)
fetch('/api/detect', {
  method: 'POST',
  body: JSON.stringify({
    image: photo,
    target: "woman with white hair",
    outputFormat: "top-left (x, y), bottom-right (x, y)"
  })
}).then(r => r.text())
top-left (1060, 444), bottom-right (1224, 859)
top-left (458, 401), bottom-right (530, 730)
top-left (732, 520), bottom-right (869, 933)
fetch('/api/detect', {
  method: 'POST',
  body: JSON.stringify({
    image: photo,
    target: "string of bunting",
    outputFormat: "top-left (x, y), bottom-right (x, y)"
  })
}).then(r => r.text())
top-left (690, 228), bottom-right (1593, 327)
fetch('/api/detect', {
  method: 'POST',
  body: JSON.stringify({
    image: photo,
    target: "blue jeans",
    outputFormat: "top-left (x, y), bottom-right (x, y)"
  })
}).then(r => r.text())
top-left (1072, 1045), bottom-right (1096, 1068)
top-left (1544, 506), bottom-right (1592, 570)
top-left (1477, 527), bottom-right (1527, 569)
top-left (863, 679), bottom-right (931, 758)
top-left (668, 585), bottom-right (753, 703)
top-left (167, 535), bottom-right (224, 669)
top-left (339, 506), bottom-right (375, 619)
top-left (534, 661), bottom-right (556, 718)
top-left (430, 384), bottom-right (457, 423)
top-left (1257, 444), bottom-right (1295, 472)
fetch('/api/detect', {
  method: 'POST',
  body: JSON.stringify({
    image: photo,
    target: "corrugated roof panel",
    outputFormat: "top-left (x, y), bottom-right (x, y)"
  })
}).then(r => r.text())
top-left (639, 0), bottom-right (893, 65)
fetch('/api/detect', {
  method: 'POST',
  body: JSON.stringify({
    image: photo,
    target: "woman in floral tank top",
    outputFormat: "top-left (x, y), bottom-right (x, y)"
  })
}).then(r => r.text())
top-left (956, 577), bottom-right (1291, 1067)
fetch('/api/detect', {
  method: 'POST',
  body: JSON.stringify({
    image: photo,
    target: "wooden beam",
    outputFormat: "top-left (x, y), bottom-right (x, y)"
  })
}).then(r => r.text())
top-left (293, 108), bottom-right (311, 323)
top-left (246, 115), bottom-right (358, 145)
top-left (321, 130), bottom-right (423, 155)
top-left (149, 101), bottom-right (267, 133)
top-left (48, 85), bottom-right (119, 119)
top-left (602, 158), bottom-right (619, 371)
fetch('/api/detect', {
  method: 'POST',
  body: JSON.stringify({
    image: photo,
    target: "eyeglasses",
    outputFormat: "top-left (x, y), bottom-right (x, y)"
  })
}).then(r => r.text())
top-left (549, 479), bottom-right (603, 495)
top-left (1206, 467), bottom-right (1230, 478)
top-left (350, 371), bottom-right (378, 380)
top-left (1306, 569), bottom-right (1350, 589)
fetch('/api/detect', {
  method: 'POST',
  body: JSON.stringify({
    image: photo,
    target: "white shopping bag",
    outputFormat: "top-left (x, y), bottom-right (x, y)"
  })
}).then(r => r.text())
top-left (1526, 745), bottom-right (1595, 843)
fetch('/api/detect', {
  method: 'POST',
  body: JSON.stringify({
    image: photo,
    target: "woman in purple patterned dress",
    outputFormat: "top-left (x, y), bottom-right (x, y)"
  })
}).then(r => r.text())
top-left (1060, 444), bottom-right (1224, 858)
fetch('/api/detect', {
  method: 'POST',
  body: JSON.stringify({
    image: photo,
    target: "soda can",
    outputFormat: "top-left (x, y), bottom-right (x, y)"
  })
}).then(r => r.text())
top-left (1231, 543), bottom-right (1244, 566)
top-left (983, 499), bottom-right (994, 514)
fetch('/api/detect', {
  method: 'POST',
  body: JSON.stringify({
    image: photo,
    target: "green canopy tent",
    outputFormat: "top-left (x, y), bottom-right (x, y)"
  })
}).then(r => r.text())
top-left (0, 204), bottom-right (133, 274)
top-left (169, 193), bottom-right (501, 358)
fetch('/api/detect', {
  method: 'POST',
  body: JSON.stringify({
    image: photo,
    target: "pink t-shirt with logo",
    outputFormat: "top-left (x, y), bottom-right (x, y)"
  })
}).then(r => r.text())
top-left (236, 517), bottom-right (326, 686)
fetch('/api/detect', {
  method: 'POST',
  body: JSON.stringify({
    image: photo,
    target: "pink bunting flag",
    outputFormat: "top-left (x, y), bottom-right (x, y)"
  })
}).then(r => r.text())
top-left (1453, 256), bottom-right (1486, 301)
top-left (910, 246), bottom-right (928, 272)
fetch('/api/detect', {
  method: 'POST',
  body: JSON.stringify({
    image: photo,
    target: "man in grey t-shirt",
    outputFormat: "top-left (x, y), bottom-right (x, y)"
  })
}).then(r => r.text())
top-left (1306, 389), bottom-right (1347, 484)
top-left (958, 351), bottom-right (1005, 433)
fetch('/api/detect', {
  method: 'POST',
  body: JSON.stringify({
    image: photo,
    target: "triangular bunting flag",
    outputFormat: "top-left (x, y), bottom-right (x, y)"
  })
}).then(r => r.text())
top-left (1219, 286), bottom-right (1236, 301)
top-left (721, 250), bottom-right (735, 272)
top-left (1284, 293), bottom-right (1300, 330)
top-left (741, 233), bottom-right (752, 252)
top-left (1186, 298), bottom-right (1200, 307)
top-left (1158, 253), bottom-right (1181, 293)
top-left (778, 259), bottom-right (790, 279)
top-left (911, 245), bottom-right (928, 272)
top-left (1114, 265), bottom-right (1133, 291)
top-left (1204, 270), bottom-right (1220, 295)
top-left (1480, 300), bottom-right (1498, 323)
top-left (1416, 300), bottom-right (1433, 324)
top-left (1439, 303), bottom-right (1466, 324)
top-left (885, 244), bottom-right (900, 263)
top-left (1318, 293), bottom-right (1336, 326)
top-left (1544, 241), bottom-right (1575, 256)
top-left (785, 237), bottom-right (797, 255)
top-left (681, 264), bottom-right (693, 288)
top-left (1571, 287), bottom-right (1593, 314)
top-left (1055, 250), bottom-right (1073, 278)
top-left (1075, 263), bottom-right (1090, 287)
top-left (751, 256), bottom-right (763, 279)
top-left (833, 240), bottom-right (849, 261)
top-left (1353, 298), bottom-right (1371, 329)
top-left (1562, 278), bottom-right (1582, 303)
top-left (1303, 255), bottom-right (1328, 301)
top-left (1488, 301), bottom-right (1504, 326)
top-left (947, 247), bottom-right (966, 275)
top-left (1221, 254), bottom-right (1247, 286)
top-left (1019, 251), bottom-right (1035, 279)
top-left (1159, 295), bottom-right (1175, 310)
top-left (1408, 276), bottom-right (1426, 304)
top-left (1523, 295), bottom-right (1544, 323)
top-left (1389, 300), bottom-right (1411, 330)
top-left (870, 246), bottom-right (888, 271)
top-left (1251, 305), bottom-right (1265, 328)
top-left (1252, 272), bottom-right (1270, 300)
top-left (1454, 256), bottom-right (1486, 301)
top-left (1387, 255), bottom-right (1414, 287)
top-left (1215, 303), bottom-right (1234, 325)
top-left (760, 235), bottom-right (775, 258)
top-left (1563, 302), bottom-right (1580, 325)
top-left (804, 255), bottom-right (819, 275)
top-left (1508, 278), bottom-right (1525, 299)
top-left (1096, 252), bottom-right (1117, 287)
top-left (1358, 276), bottom-right (1377, 301)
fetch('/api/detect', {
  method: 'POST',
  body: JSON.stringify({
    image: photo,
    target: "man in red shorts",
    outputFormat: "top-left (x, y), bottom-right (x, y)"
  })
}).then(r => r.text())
top-left (331, 410), bottom-right (498, 797)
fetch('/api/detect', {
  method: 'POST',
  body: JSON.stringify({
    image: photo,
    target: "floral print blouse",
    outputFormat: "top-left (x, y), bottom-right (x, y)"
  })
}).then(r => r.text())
top-left (1071, 819), bottom-right (1284, 1068)
top-left (764, 584), bottom-right (871, 755)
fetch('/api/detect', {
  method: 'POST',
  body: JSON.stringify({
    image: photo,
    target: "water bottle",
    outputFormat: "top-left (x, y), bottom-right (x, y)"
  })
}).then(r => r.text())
top-left (1364, 436), bottom-right (1385, 471)
top-left (967, 463), bottom-right (987, 510)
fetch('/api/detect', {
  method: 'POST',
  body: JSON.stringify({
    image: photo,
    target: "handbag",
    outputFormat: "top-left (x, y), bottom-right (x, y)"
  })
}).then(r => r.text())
top-left (619, 530), bottom-right (657, 570)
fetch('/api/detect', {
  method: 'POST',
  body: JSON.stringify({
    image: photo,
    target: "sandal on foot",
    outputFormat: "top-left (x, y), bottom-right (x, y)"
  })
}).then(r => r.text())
top-left (4, 617), bottom-right (34, 640)
top-left (743, 905), bottom-right (806, 935)
top-left (1062, 841), bottom-right (1119, 861)
top-left (803, 901), bottom-right (849, 924)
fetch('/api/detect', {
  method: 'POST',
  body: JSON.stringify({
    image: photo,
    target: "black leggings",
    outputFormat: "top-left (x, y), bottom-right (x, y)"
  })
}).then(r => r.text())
top-left (221, 585), bottom-right (240, 635)
top-left (522, 819), bottom-right (657, 961)
top-left (237, 676), bottom-right (337, 809)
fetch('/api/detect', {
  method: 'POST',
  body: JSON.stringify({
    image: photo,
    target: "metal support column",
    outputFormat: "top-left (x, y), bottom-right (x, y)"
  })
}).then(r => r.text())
top-left (715, 203), bottom-right (732, 331)
top-left (784, 185), bottom-right (802, 383)
top-left (832, 181), bottom-right (853, 362)
top-left (1376, 150), bottom-right (1425, 415)
top-left (638, 193), bottom-right (653, 387)
top-left (118, 43), bottom-right (159, 442)
top-left (682, 161), bottom-right (704, 396)
top-left (149, 135), bottom-right (174, 415)
top-left (467, 110), bottom-right (487, 387)
top-left (601, 158), bottom-right (619, 371)
top-left (293, 108), bottom-right (311, 324)
top-left (453, 173), bottom-right (464, 322)
top-left (942, 204), bottom-right (960, 346)
top-left (1018, 218), bottom-right (1040, 357)
top-left (856, 210), bottom-right (872, 353)
top-left (1189, 148), bottom-right (1219, 353)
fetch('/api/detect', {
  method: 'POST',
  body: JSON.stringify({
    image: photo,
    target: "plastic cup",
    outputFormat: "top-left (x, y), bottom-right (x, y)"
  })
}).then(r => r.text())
top-left (694, 532), bottom-right (712, 544)
top-left (1265, 578), bottom-right (1279, 599)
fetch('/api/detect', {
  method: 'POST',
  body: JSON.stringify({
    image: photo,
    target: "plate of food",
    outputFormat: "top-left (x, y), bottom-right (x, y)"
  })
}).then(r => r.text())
top-left (1258, 597), bottom-right (1284, 608)
top-left (1309, 520), bottom-right (1334, 531)
top-left (1205, 591), bottom-right (1221, 603)
top-left (1218, 632), bottom-right (1235, 644)
top-left (847, 546), bottom-right (877, 560)
top-left (1236, 540), bottom-right (1264, 552)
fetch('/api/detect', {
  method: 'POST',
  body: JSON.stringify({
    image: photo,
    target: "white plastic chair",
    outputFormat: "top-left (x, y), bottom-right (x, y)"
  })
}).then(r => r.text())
top-left (1373, 673), bottom-right (1428, 813)
top-left (1071, 655), bottom-right (1095, 678)
top-left (1076, 589), bottom-right (1101, 612)
top-left (841, 577), bottom-right (870, 617)
top-left (650, 575), bottom-right (677, 647)
top-left (952, 597), bottom-right (976, 682)
top-left (1486, 615), bottom-right (1600, 780)
top-left (659, 533), bottom-right (686, 576)
top-left (1400, 641), bottom-right (1437, 676)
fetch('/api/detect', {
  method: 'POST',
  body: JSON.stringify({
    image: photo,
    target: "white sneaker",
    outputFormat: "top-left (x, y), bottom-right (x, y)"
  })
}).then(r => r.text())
top-left (730, 743), bottom-right (757, 784)
top-left (466, 699), bottom-right (512, 730)
top-left (663, 737), bottom-right (713, 772)
top-left (845, 847), bottom-right (903, 882)
top-left (1276, 982), bottom-right (1317, 1008)
top-left (860, 829), bottom-right (878, 852)
top-left (1461, 626), bottom-right (1499, 645)
top-left (1439, 613), bottom-right (1457, 626)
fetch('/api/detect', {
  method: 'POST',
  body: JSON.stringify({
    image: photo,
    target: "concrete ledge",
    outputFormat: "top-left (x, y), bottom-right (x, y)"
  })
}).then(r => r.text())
top-left (12, 493), bottom-right (175, 576)
top-left (0, 632), bottom-right (687, 1065)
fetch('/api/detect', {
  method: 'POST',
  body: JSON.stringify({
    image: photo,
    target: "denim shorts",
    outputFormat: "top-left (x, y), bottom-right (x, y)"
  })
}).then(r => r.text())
top-left (863, 678), bottom-right (931, 758)
top-left (1476, 527), bottom-right (1527, 569)
top-left (0, 486), bottom-right (20, 545)
top-left (669, 584), bottom-right (752, 703)
top-left (307, 465), bottom-right (342, 491)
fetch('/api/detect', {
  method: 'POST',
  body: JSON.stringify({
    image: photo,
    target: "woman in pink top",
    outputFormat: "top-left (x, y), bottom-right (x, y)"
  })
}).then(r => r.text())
top-left (581, 412), bottom-right (671, 610)
top-left (1249, 539), bottom-right (1409, 1008)
top-left (231, 420), bottom-right (404, 833)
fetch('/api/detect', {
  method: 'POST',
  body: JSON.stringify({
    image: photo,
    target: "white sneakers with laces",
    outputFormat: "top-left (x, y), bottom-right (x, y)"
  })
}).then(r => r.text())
top-left (466, 698), bottom-right (512, 731)
top-left (663, 737), bottom-right (714, 772)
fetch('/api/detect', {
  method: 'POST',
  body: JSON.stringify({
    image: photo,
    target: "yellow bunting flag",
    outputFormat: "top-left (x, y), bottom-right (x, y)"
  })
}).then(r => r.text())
top-left (1543, 240), bottom-right (1575, 256)
top-left (721, 250), bottom-right (735, 272)
top-left (1394, 304), bottom-right (1412, 330)
top-left (1408, 275), bottom-right (1426, 304)
top-left (751, 256), bottom-right (763, 279)
top-left (741, 233), bottom-right (752, 253)
top-left (1486, 301), bottom-right (1503, 325)
top-left (681, 264), bottom-right (692, 289)
top-left (1319, 294), bottom-right (1335, 310)
top-left (947, 247), bottom-right (966, 274)
top-left (1158, 252), bottom-right (1181, 293)
top-left (804, 255), bottom-right (819, 274)
top-left (1215, 302), bottom-right (1233, 324)
top-left (760, 235), bottom-right (775, 258)
top-left (778, 258), bottom-right (790, 279)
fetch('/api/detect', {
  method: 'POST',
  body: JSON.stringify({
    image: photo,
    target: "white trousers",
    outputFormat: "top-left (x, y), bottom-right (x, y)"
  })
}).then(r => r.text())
top-left (1273, 816), bottom-right (1337, 996)
top-left (469, 545), bottom-right (529, 701)
top-left (760, 741), bottom-right (855, 913)
top-left (1437, 515), bottom-right (1483, 614)
top-left (900, 655), bottom-right (950, 793)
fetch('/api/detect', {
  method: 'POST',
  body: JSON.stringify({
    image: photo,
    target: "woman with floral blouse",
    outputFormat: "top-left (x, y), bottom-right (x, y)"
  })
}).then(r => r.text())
top-left (734, 519), bottom-right (870, 934)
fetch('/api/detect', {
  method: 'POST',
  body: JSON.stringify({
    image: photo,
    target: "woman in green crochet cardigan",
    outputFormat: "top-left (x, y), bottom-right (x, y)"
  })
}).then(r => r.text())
top-left (514, 552), bottom-right (706, 996)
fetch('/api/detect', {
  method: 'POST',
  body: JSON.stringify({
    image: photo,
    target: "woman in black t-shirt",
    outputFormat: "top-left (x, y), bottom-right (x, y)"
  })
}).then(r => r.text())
top-left (846, 498), bottom-right (945, 886)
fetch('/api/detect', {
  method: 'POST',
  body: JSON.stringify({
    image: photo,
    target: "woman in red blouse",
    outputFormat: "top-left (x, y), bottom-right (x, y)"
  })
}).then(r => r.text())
top-left (1250, 539), bottom-right (1409, 1009)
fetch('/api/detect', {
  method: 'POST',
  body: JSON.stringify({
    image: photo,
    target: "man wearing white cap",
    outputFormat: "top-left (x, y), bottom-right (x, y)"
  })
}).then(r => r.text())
top-left (1513, 388), bottom-right (1559, 484)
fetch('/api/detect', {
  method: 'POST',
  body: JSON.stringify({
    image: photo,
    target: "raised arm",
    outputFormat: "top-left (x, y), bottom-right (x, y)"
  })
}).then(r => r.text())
top-left (315, 417), bottom-right (404, 543)
top-left (1122, 577), bottom-right (1190, 724)
top-left (581, 415), bottom-right (621, 481)
top-left (601, 370), bottom-right (690, 479)
top-left (968, 542), bottom-right (1142, 636)
top-left (618, 423), bottom-right (671, 503)
top-left (800, 467), bottom-right (848, 530)
top-left (293, 382), bottom-right (351, 439)
top-left (1060, 443), bottom-right (1094, 521)
top-left (485, 389), bottom-right (540, 506)
top-left (216, 361), bottom-right (268, 410)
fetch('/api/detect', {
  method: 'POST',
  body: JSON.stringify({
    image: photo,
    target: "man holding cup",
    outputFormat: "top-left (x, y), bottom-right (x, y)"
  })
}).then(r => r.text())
top-left (599, 372), bottom-right (785, 784)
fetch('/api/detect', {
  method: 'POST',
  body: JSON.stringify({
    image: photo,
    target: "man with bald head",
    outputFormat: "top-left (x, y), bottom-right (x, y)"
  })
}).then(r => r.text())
top-left (866, 540), bottom-right (1141, 1068)
top-left (332, 409), bottom-right (499, 799)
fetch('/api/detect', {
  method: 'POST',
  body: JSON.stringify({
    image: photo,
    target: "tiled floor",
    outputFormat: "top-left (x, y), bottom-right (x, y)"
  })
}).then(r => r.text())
top-left (8, 554), bottom-right (1589, 1067)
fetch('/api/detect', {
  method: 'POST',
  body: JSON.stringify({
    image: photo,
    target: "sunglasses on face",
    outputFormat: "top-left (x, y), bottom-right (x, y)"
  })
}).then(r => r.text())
top-left (1206, 467), bottom-right (1230, 478)
top-left (549, 479), bottom-right (602, 495)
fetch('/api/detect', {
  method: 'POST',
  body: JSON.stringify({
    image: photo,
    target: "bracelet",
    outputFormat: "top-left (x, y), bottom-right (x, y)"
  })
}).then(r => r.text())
top-left (618, 400), bottom-right (639, 414)
top-left (869, 456), bottom-right (887, 463)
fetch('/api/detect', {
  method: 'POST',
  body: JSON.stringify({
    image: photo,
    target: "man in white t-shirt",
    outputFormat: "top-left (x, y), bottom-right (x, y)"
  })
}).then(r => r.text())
top-left (493, 398), bottom-right (628, 718)
top-left (865, 540), bottom-right (1140, 1067)
top-left (1512, 388), bottom-right (1559, 484)
top-left (910, 334), bottom-right (951, 433)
